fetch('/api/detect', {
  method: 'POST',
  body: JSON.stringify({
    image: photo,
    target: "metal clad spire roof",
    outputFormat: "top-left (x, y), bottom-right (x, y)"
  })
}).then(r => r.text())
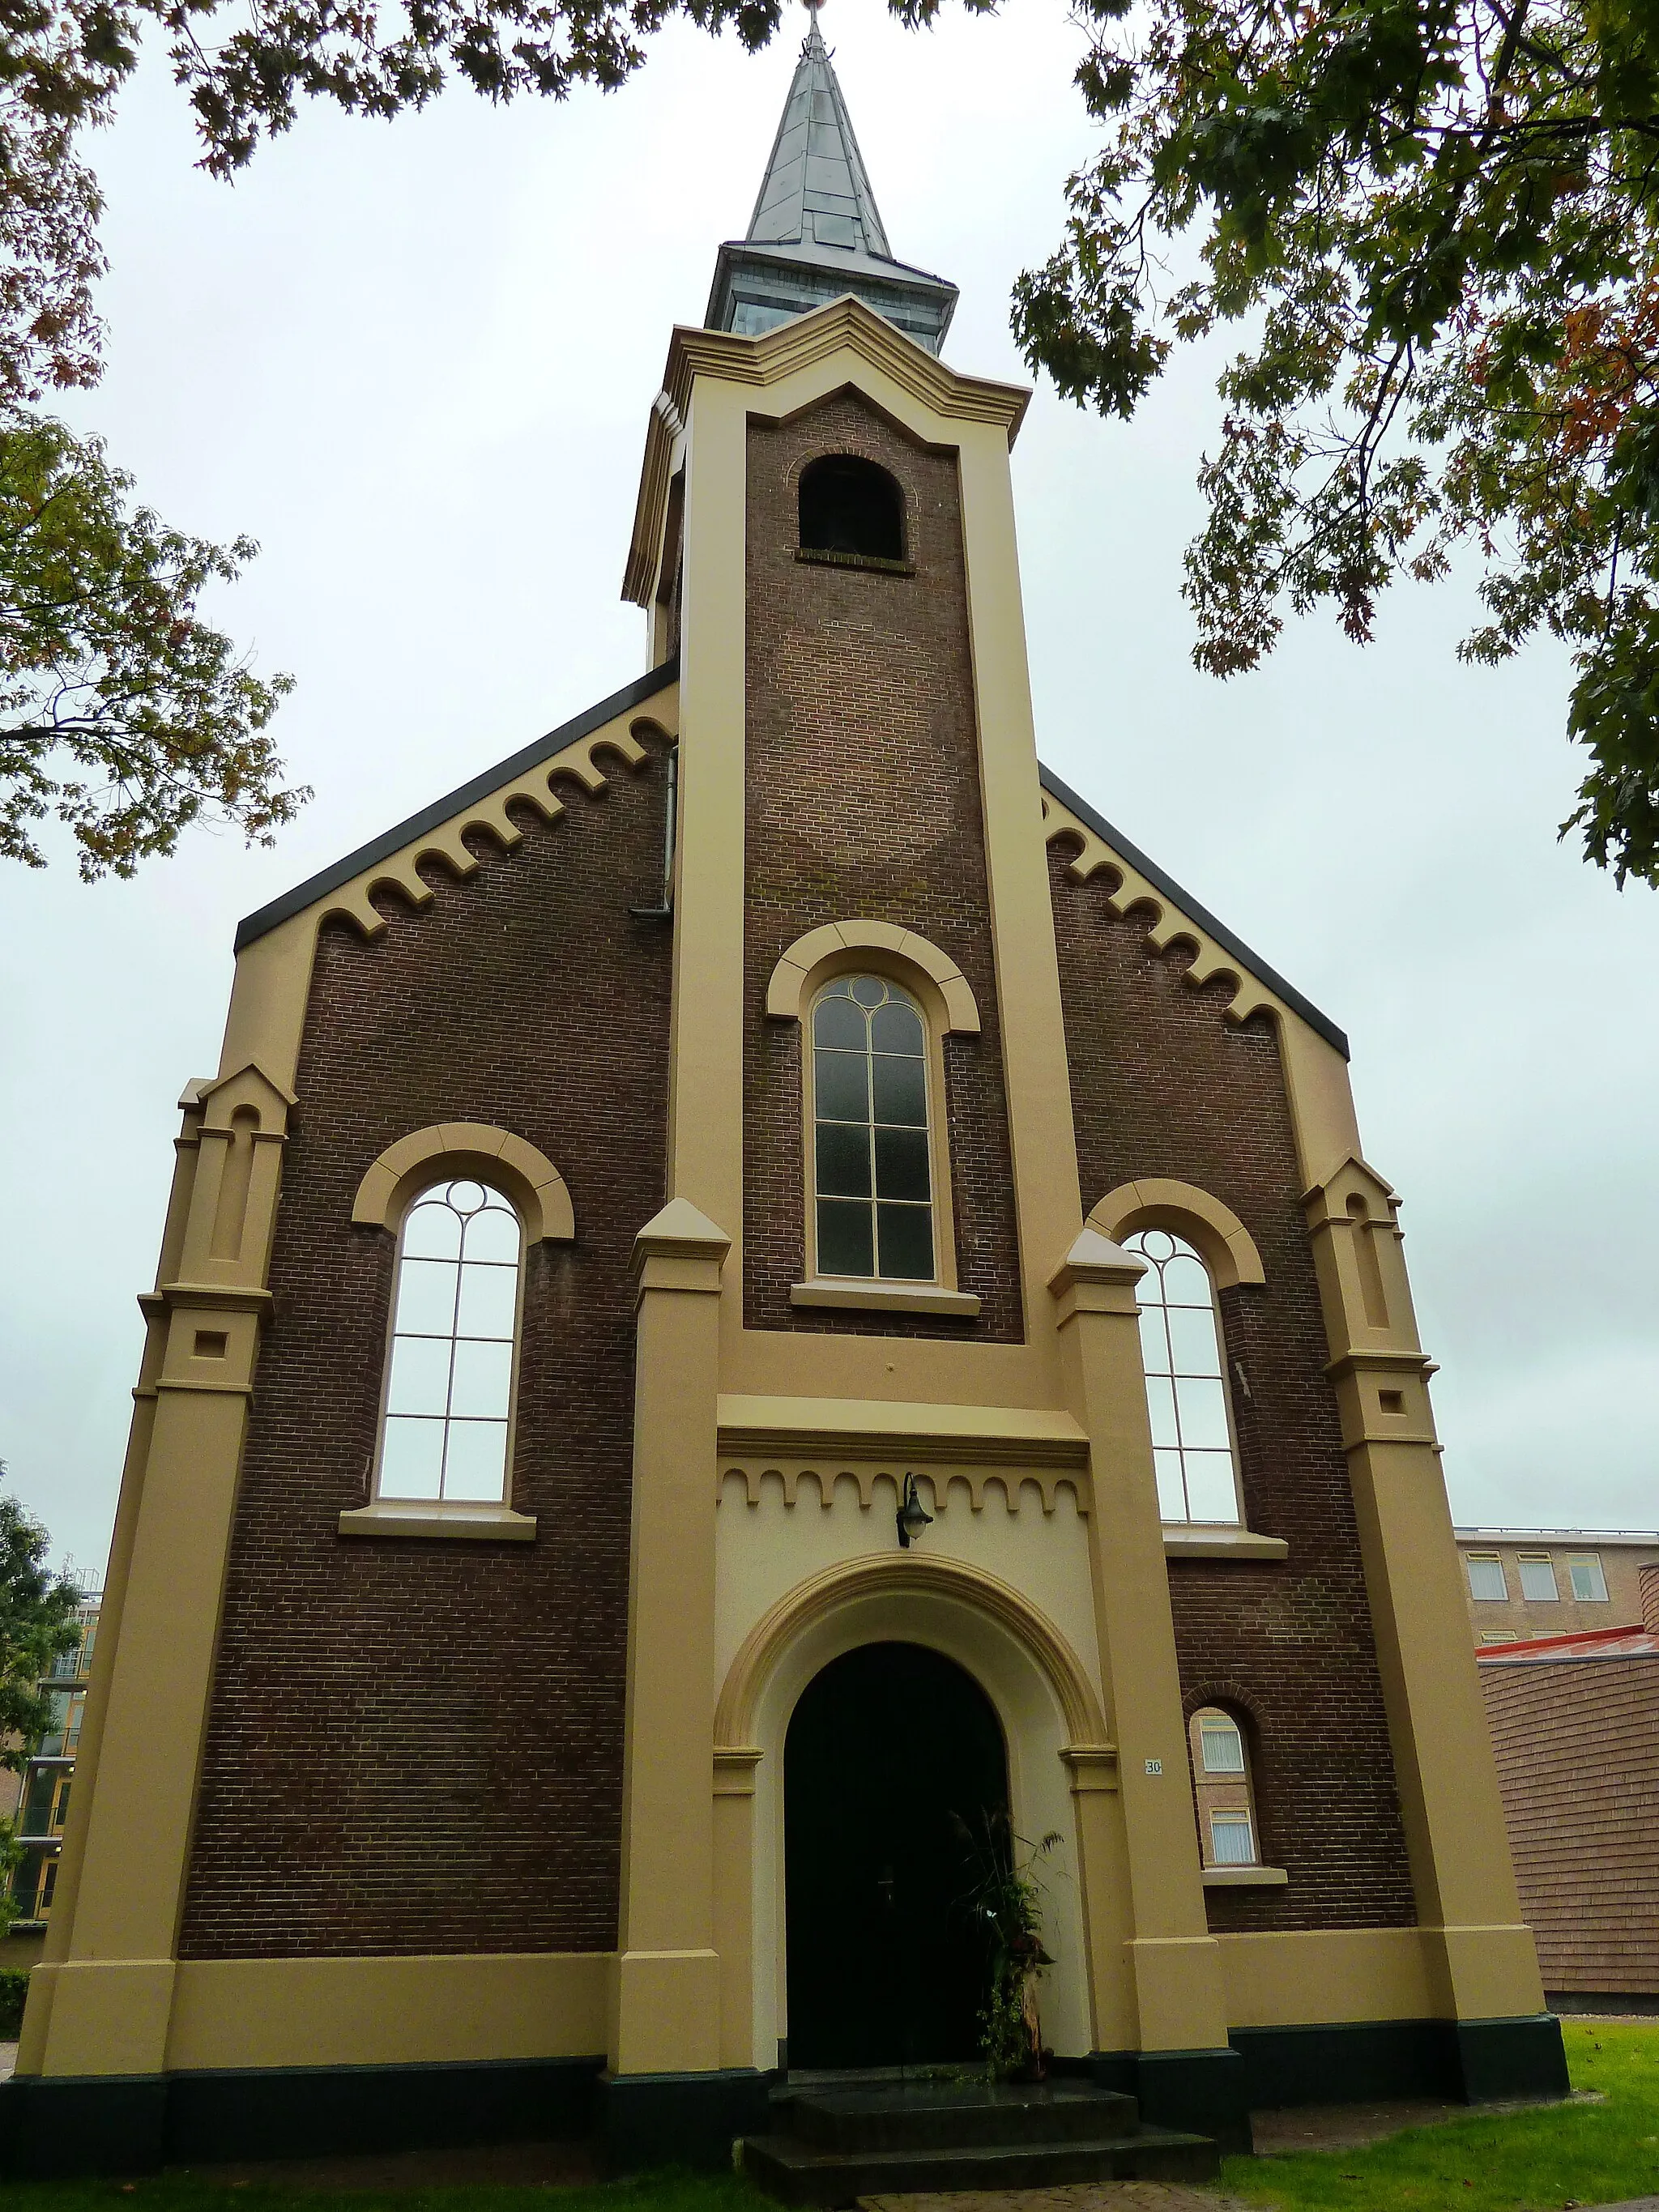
top-left (746, 13), bottom-right (892, 259)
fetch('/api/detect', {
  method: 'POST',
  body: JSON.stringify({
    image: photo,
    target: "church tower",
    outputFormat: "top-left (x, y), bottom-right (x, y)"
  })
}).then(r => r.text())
top-left (6, 18), bottom-right (1566, 2178)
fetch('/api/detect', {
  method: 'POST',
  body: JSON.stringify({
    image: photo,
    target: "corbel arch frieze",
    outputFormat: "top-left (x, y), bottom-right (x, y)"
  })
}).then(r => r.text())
top-left (317, 715), bottom-right (668, 941)
top-left (714, 1551), bottom-right (1108, 1754)
top-left (352, 1123), bottom-right (576, 1244)
top-left (1086, 1178), bottom-right (1265, 1291)
top-left (1043, 797), bottom-right (1283, 1033)
top-left (765, 920), bottom-right (981, 1034)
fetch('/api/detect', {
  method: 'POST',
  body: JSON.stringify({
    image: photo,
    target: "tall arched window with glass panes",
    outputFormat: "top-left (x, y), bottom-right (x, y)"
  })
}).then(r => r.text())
top-left (1124, 1228), bottom-right (1241, 1525)
top-left (810, 975), bottom-right (935, 1282)
top-left (377, 1178), bottom-right (523, 1503)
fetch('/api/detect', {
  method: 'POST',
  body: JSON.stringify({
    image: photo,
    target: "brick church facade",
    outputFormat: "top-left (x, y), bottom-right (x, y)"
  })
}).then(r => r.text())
top-left (10, 19), bottom-right (1566, 2172)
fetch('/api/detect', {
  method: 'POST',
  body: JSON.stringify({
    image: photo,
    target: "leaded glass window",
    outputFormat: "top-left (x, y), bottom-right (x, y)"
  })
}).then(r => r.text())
top-left (1125, 1229), bottom-right (1240, 1524)
top-left (378, 1178), bottom-right (522, 1503)
top-left (811, 975), bottom-right (934, 1282)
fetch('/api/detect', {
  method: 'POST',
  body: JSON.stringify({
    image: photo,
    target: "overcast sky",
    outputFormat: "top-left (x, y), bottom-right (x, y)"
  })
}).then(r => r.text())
top-left (1, 0), bottom-right (1653, 1579)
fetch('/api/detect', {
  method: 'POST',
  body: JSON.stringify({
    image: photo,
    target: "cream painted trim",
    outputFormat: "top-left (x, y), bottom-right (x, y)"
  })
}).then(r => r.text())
top-left (1088, 1180), bottom-right (1265, 1291)
top-left (790, 1278), bottom-right (980, 1317)
top-left (624, 298), bottom-right (1030, 603)
top-left (163, 1951), bottom-right (607, 2071)
top-left (352, 1123), bottom-right (576, 1244)
top-left (716, 1394), bottom-right (1090, 1468)
top-left (1044, 791), bottom-right (1293, 1034)
top-left (765, 921), bottom-right (981, 1035)
top-left (1204, 1865), bottom-right (1288, 1888)
top-left (313, 722), bottom-right (662, 941)
top-left (1164, 1527), bottom-right (1288, 1561)
top-left (719, 1461), bottom-right (1086, 1517)
top-left (338, 1502), bottom-right (537, 1541)
top-left (714, 1552), bottom-right (1109, 1750)
top-left (1216, 1927), bottom-right (1437, 2027)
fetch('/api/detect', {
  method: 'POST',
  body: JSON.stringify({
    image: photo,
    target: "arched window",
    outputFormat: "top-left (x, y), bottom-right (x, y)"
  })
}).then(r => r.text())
top-left (1188, 1706), bottom-right (1261, 1868)
top-left (377, 1178), bottom-right (522, 1503)
top-left (811, 974), bottom-right (934, 1283)
top-left (799, 455), bottom-right (906, 564)
top-left (1124, 1228), bottom-right (1240, 1525)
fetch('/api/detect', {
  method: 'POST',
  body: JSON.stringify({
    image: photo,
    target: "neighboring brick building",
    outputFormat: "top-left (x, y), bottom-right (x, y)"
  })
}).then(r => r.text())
top-left (1478, 1571), bottom-right (1659, 2011)
top-left (13, 16), bottom-right (1565, 2176)
top-left (1456, 1528), bottom-right (1659, 1646)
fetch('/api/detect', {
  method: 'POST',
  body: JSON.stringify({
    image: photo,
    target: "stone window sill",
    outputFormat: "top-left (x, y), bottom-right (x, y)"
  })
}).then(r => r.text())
top-left (338, 1502), bottom-right (538, 1542)
top-left (1203, 1865), bottom-right (1289, 1889)
top-left (1163, 1524), bottom-right (1288, 1561)
top-left (790, 1278), bottom-right (981, 1318)
top-left (795, 548), bottom-right (915, 578)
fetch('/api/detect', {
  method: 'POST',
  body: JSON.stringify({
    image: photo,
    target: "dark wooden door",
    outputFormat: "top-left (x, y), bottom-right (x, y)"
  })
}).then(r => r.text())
top-left (783, 1641), bottom-right (1009, 2069)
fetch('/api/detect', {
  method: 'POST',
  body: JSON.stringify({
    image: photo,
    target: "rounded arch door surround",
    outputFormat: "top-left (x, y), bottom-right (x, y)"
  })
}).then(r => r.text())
top-left (718, 1554), bottom-right (1107, 2070)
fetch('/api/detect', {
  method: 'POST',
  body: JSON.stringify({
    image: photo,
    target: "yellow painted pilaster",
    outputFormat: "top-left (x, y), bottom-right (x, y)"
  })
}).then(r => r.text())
top-left (713, 1749), bottom-right (762, 2069)
top-left (612, 1200), bottom-right (731, 2078)
top-left (1304, 1158), bottom-right (1544, 2022)
top-left (1049, 1230), bottom-right (1229, 2055)
top-left (20, 1063), bottom-right (295, 2078)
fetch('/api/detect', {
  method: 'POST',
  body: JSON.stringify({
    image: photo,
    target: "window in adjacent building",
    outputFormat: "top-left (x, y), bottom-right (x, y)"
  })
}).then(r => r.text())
top-left (1466, 1554), bottom-right (1508, 1601)
top-left (377, 1178), bottom-right (522, 1504)
top-left (1198, 1713), bottom-right (1247, 1773)
top-left (1481, 1630), bottom-right (1521, 1643)
top-left (1518, 1554), bottom-right (1559, 1602)
top-left (1209, 1811), bottom-right (1256, 1865)
top-left (1188, 1705), bottom-right (1261, 1869)
top-left (1124, 1230), bottom-right (1241, 1524)
top-left (811, 975), bottom-right (935, 1283)
top-left (798, 455), bottom-right (906, 564)
top-left (1568, 1554), bottom-right (1609, 1603)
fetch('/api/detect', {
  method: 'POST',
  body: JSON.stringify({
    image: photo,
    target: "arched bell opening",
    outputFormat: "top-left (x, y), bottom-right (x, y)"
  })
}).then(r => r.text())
top-left (783, 1640), bottom-right (1008, 2067)
top-left (798, 454), bottom-right (906, 563)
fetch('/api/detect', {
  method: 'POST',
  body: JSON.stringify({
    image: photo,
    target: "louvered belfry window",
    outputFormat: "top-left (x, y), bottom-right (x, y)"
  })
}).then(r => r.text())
top-left (811, 975), bottom-right (935, 1283)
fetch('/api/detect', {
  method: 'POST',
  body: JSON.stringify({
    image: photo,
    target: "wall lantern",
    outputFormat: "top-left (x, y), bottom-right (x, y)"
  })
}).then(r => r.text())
top-left (896, 1472), bottom-right (933, 1549)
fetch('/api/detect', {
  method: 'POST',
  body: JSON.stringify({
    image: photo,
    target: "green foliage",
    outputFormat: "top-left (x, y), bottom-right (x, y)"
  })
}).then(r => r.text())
top-left (1011, 0), bottom-right (1659, 885)
top-left (0, 1965), bottom-right (32, 2035)
top-left (0, 1481), bottom-right (83, 1936)
top-left (954, 1813), bottom-right (1061, 2081)
top-left (1221, 2018), bottom-right (1659, 2210)
top-left (0, 411), bottom-right (303, 877)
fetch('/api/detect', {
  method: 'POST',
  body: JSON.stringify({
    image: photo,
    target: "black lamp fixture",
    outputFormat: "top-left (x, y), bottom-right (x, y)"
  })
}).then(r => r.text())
top-left (896, 1472), bottom-right (933, 1549)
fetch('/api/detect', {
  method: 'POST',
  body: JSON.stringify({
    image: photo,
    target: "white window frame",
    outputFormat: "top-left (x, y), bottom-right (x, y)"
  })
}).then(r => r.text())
top-left (373, 1176), bottom-right (526, 1511)
top-left (1125, 1230), bottom-right (1243, 1528)
top-left (1466, 1554), bottom-right (1508, 1602)
top-left (1568, 1554), bottom-right (1609, 1603)
top-left (1517, 1553), bottom-right (1559, 1602)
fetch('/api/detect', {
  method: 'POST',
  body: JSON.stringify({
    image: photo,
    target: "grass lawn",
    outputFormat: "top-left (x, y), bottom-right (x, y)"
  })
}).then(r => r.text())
top-left (0, 2022), bottom-right (1653, 2212)
top-left (1224, 2020), bottom-right (1659, 2211)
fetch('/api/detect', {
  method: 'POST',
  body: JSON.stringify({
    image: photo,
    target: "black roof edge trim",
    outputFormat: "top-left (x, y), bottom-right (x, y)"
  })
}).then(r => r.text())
top-left (234, 659), bottom-right (680, 953)
top-left (1038, 763), bottom-right (1350, 1060)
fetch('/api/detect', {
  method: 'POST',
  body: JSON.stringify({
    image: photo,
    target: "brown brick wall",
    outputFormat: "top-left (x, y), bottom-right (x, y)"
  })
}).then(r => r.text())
top-left (1048, 840), bottom-right (1416, 1931)
top-left (1482, 1656), bottom-right (1659, 1994)
top-left (743, 391), bottom-right (1023, 1340)
top-left (177, 743), bottom-right (674, 1959)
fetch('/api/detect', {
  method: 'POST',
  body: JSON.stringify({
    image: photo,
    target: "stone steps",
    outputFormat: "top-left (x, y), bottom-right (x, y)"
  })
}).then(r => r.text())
top-left (740, 2078), bottom-right (1221, 2206)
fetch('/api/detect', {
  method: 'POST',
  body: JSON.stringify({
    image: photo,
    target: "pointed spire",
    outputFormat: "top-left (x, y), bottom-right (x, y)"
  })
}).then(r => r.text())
top-left (746, 11), bottom-right (892, 260)
top-left (703, 1), bottom-right (958, 357)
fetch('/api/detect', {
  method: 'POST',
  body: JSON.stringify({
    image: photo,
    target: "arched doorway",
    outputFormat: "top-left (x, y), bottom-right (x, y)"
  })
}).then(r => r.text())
top-left (783, 1640), bottom-right (1009, 2069)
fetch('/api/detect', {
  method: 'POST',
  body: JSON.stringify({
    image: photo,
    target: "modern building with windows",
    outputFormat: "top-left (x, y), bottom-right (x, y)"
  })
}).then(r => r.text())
top-left (4, 1592), bottom-right (101, 1971)
top-left (11, 15), bottom-right (1565, 2176)
top-left (1478, 1574), bottom-right (1659, 2012)
top-left (1455, 1529), bottom-right (1659, 1646)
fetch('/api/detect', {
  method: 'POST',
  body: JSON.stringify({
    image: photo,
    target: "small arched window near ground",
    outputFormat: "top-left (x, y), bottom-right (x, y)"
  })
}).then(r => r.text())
top-left (799, 455), bottom-right (906, 565)
top-left (1124, 1229), bottom-right (1241, 1524)
top-left (377, 1178), bottom-right (522, 1503)
top-left (1189, 1707), bottom-right (1260, 1868)
top-left (811, 974), bottom-right (934, 1282)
